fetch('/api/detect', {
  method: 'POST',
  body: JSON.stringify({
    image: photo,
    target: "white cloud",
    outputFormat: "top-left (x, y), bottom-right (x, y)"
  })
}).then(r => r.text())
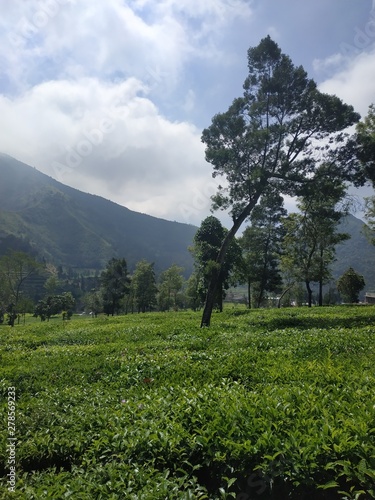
top-left (6, 1), bottom-right (374, 229)
top-left (0, 77), bottom-right (213, 225)
top-left (2, 0), bottom-right (252, 96)
top-left (313, 53), bottom-right (346, 73)
top-left (318, 48), bottom-right (375, 116)
top-left (0, 1), bottom-right (255, 226)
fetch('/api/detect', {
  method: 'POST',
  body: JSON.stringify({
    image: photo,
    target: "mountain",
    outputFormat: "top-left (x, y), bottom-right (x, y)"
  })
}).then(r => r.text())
top-left (1, 153), bottom-right (374, 290)
top-left (0, 153), bottom-right (197, 275)
top-left (333, 214), bottom-right (375, 291)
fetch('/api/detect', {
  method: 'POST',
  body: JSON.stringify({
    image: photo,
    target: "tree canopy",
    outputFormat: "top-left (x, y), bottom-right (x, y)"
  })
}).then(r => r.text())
top-left (101, 258), bottom-right (130, 316)
top-left (240, 189), bottom-right (285, 308)
top-left (337, 267), bottom-right (365, 303)
top-left (191, 216), bottom-right (242, 311)
top-left (0, 251), bottom-right (41, 326)
top-left (356, 103), bottom-right (375, 185)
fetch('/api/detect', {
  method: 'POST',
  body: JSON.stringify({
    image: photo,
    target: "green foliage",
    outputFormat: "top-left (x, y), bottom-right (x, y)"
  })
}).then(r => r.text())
top-left (1, 306), bottom-right (375, 498)
top-left (131, 260), bottom-right (158, 313)
top-left (101, 258), bottom-right (130, 316)
top-left (200, 35), bottom-right (360, 326)
top-left (34, 292), bottom-right (75, 321)
top-left (185, 272), bottom-right (202, 311)
top-left (83, 290), bottom-right (103, 317)
top-left (158, 264), bottom-right (185, 311)
top-left (240, 190), bottom-right (285, 308)
top-left (0, 251), bottom-right (41, 326)
top-left (203, 36), bottom-right (359, 219)
top-left (337, 268), bottom-right (366, 303)
top-left (0, 154), bottom-right (196, 274)
top-left (281, 172), bottom-right (350, 307)
top-left (356, 103), bottom-right (375, 186)
top-left (192, 216), bottom-right (242, 311)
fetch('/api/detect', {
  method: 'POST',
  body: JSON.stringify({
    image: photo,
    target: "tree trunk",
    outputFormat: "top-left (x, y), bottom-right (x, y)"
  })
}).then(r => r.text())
top-left (305, 280), bottom-right (313, 307)
top-left (318, 246), bottom-right (324, 306)
top-left (218, 285), bottom-right (223, 312)
top-left (200, 272), bottom-right (221, 327)
top-left (277, 282), bottom-right (295, 308)
top-left (318, 279), bottom-right (323, 307)
top-left (200, 197), bottom-right (261, 327)
top-left (248, 279), bottom-right (251, 309)
top-left (257, 234), bottom-right (271, 308)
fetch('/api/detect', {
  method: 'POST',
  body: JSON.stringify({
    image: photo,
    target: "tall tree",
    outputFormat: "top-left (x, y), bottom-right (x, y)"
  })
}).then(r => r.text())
top-left (132, 260), bottom-right (158, 313)
top-left (357, 104), bottom-right (375, 240)
top-left (199, 36), bottom-right (360, 326)
top-left (281, 212), bottom-right (319, 307)
top-left (83, 289), bottom-right (103, 317)
top-left (240, 190), bottom-right (285, 308)
top-left (281, 170), bottom-right (350, 307)
top-left (100, 258), bottom-right (130, 316)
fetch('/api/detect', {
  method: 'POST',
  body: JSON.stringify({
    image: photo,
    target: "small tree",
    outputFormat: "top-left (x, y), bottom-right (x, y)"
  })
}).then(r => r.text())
top-left (337, 267), bottom-right (365, 303)
top-left (0, 251), bottom-right (41, 326)
top-left (132, 260), bottom-right (158, 313)
top-left (83, 290), bottom-right (103, 317)
top-left (191, 216), bottom-right (242, 312)
top-left (34, 292), bottom-right (75, 321)
top-left (100, 258), bottom-right (130, 316)
top-left (158, 264), bottom-right (184, 311)
top-left (185, 272), bottom-right (202, 311)
top-left (281, 170), bottom-right (350, 307)
top-left (240, 190), bottom-right (285, 308)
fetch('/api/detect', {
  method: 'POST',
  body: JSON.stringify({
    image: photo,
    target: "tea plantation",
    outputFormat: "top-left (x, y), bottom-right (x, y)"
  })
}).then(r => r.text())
top-left (1, 306), bottom-right (375, 499)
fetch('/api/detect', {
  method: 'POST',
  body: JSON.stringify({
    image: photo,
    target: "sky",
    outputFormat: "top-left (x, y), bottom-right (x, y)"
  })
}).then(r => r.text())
top-left (1, 0), bottom-right (375, 227)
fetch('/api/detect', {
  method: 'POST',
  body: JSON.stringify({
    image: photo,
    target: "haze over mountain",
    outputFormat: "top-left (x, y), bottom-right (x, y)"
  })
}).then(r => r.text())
top-left (334, 215), bottom-right (375, 292)
top-left (0, 154), bottom-right (197, 275)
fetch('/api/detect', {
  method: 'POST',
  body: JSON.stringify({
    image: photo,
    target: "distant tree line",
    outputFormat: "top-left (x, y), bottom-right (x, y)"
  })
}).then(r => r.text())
top-left (0, 203), bottom-right (369, 327)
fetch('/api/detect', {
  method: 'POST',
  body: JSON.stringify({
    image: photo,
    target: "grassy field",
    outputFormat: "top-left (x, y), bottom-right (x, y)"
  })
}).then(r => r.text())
top-left (1, 306), bottom-right (375, 499)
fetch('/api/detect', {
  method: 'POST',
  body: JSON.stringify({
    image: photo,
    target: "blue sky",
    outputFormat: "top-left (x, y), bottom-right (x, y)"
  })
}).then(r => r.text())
top-left (1, 0), bottom-right (374, 226)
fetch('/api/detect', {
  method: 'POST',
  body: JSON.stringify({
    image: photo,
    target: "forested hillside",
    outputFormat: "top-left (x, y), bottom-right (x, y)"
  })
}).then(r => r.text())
top-left (0, 154), bottom-right (196, 275)
top-left (334, 214), bottom-right (375, 290)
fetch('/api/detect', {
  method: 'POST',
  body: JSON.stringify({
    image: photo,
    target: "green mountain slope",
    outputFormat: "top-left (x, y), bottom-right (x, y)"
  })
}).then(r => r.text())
top-left (0, 153), bottom-right (197, 274)
top-left (333, 214), bottom-right (375, 291)
top-left (1, 153), bottom-right (374, 288)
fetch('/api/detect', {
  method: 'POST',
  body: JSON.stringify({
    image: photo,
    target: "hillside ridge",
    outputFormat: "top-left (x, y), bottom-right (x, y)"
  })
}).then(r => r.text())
top-left (1, 153), bottom-right (374, 288)
top-left (0, 154), bottom-right (197, 274)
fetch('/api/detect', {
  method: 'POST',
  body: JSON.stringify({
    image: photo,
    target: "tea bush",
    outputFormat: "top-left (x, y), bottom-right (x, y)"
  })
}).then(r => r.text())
top-left (1, 307), bottom-right (374, 498)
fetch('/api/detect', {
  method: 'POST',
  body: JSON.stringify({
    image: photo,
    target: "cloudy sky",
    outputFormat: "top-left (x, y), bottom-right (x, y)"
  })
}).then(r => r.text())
top-left (1, 0), bottom-right (375, 226)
